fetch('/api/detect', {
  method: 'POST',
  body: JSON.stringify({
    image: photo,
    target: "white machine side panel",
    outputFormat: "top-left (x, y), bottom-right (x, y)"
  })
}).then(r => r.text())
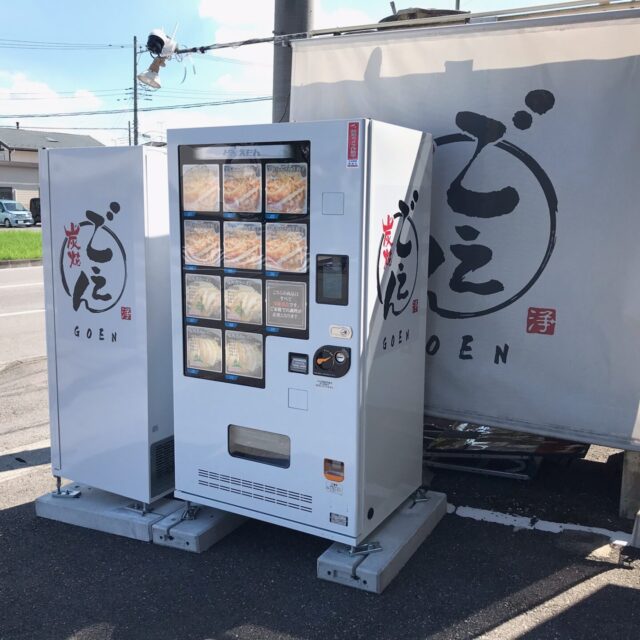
top-left (142, 149), bottom-right (173, 443)
top-left (169, 121), bottom-right (366, 542)
top-left (143, 148), bottom-right (174, 499)
top-left (40, 150), bottom-right (61, 471)
top-left (361, 123), bottom-right (433, 539)
top-left (45, 147), bottom-right (151, 502)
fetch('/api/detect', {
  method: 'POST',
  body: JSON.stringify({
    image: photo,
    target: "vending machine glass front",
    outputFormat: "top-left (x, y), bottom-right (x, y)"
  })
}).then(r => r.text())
top-left (178, 141), bottom-right (311, 389)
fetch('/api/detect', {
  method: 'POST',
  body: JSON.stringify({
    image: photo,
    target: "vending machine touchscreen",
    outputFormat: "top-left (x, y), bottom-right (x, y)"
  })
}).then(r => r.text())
top-left (169, 119), bottom-right (433, 545)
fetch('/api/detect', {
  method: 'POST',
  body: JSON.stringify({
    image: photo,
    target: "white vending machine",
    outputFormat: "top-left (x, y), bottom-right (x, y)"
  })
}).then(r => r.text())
top-left (40, 146), bottom-right (174, 504)
top-left (169, 119), bottom-right (433, 544)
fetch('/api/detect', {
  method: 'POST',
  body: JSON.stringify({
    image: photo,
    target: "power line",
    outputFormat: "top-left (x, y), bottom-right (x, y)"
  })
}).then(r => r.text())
top-left (0, 125), bottom-right (129, 130)
top-left (0, 37), bottom-right (130, 50)
top-left (0, 87), bottom-right (131, 96)
top-left (133, 92), bottom-right (264, 99)
top-left (0, 96), bottom-right (272, 119)
top-left (0, 37), bottom-right (130, 46)
top-left (0, 94), bottom-right (126, 102)
top-left (0, 86), bottom-right (258, 98)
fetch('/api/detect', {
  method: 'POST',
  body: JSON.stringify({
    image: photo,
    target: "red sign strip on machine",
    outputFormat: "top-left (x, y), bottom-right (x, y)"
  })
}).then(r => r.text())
top-left (347, 121), bottom-right (359, 168)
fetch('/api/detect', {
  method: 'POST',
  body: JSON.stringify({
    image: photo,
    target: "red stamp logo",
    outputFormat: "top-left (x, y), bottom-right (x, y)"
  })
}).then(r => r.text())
top-left (120, 306), bottom-right (132, 320)
top-left (381, 214), bottom-right (394, 266)
top-left (64, 222), bottom-right (82, 267)
top-left (527, 307), bottom-right (556, 335)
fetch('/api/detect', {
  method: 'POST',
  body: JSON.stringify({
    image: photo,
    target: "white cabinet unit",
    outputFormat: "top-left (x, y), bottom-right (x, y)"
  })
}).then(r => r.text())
top-left (40, 146), bottom-right (173, 504)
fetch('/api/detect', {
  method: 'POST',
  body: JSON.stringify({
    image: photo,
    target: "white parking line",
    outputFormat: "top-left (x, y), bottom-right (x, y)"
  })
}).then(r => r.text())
top-left (0, 438), bottom-right (50, 484)
top-left (0, 463), bottom-right (49, 484)
top-left (449, 503), bottom-right (632, 546)
top-left (0, 265), bottom-right (42, 271)
top-left (0, 309), bottom-right (44, 318)
top-left (0, 282), bottom-right (43, 289)
top-left (0, 438), bottom-right (50, 457)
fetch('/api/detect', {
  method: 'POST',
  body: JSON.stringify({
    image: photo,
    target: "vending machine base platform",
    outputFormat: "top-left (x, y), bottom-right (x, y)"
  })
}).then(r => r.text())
top-left (35, 483), bottom-right (184, 542)
top-left (152, 505), bottom-right (246, 553)
top-left (36, 483), bottom-right (245, 551)
top-left (317, 490), bottom-right (447, 594)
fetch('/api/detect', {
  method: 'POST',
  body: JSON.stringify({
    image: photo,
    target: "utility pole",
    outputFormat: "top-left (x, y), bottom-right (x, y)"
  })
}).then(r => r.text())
top-left (272, 0), bottom-right (312, 123)
top-left (455, 0), bottom-right (461, 9)
top-left (128, 121), bottom-right (132, 146)
top-left (133, 35), bottom-right (139, 145)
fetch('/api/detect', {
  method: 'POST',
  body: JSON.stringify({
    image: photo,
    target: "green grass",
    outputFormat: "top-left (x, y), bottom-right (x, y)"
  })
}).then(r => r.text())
top-left (0, 229), bottom-right (42, 261)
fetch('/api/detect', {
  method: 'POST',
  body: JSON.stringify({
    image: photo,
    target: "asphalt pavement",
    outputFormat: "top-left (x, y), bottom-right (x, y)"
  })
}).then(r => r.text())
top-left (0, 266), bottom-right (45, 366)
top-left (0, 264), bottom-right (638, 640)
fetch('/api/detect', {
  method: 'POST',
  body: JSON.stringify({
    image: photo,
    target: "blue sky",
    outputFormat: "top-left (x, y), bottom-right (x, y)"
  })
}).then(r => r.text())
top-left (0, 0), bottom-right (560, 144)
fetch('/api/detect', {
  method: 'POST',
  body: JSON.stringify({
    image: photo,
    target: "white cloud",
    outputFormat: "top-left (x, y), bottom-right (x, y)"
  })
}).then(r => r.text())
top-left (314, 4), bottom-right (378, 30)
top-left (195, 0), bottom-right (276, 120)
top-left (199, 0), bottom-right (274, 34)
top-left (0, 71), bottom-right (109, 141)
top-left (193, 0), bottom-right (380, 127)
top-left (0, 72), bottom-right (102, 114)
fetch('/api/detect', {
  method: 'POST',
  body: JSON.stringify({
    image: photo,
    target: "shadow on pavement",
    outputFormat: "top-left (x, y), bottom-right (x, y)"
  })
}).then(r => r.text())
top-left (0, 447), bottom-right (50, 472)
top-left (519, 584), bottom-right (640, 639)
top-left (0, 497), bottom-right (633, 640)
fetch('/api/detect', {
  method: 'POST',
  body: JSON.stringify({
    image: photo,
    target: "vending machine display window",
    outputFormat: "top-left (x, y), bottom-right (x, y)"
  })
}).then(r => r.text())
top-left (182, 164), bottom-right (220, 212)
top-left (183, 220), bottom-right (220, 267)
top-left (186, 326), bottom-right (222, 373)
top-left (265, 223), bottom-right (308, 273)
top-left (223, 221), bottom-right (262, 270)
top-left (223, 164), bottom-right (262, 213)
top-left (185, 274), bottom-right (222, 320)
top-left (265, 163), bottom-right (308, 214)
top-left (224, 277), bottom-right (263, 326)
top-left (178, 141), bottom-right (310, 388)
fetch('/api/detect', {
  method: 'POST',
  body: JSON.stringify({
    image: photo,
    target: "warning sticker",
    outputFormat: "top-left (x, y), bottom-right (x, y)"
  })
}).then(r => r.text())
top-left (330, 512), bottom-right (348, 527)
top-left (326, 482), bottom-right (344, 496)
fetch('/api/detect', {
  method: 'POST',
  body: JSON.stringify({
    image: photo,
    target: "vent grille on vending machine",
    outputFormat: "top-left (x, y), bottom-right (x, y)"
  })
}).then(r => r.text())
top-left (197, 469), bottom-right (313, 513)
top-left (150, 436), bottom-right (175, 497)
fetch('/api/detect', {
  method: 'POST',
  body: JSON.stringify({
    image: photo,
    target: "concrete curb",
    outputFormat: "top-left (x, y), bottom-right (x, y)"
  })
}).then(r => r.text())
top-left (0, 259), bottom-right (43, 269)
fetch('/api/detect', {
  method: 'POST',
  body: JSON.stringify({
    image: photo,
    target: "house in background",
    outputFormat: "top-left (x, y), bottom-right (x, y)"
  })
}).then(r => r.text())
top-left (0, 127), bottom-right (103, 207)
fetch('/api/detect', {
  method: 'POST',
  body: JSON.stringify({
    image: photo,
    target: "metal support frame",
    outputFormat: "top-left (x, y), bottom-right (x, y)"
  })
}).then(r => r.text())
top-left (152, 504), bottom-right (246, 553)
top-left (349, 541), bottom-right (382, 556)
top-left (51, 475), bottom-right (81, 499)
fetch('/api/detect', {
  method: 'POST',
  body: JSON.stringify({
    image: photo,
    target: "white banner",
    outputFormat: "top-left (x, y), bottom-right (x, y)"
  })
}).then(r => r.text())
top-left (291, 11), bottom-right (640, 449)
